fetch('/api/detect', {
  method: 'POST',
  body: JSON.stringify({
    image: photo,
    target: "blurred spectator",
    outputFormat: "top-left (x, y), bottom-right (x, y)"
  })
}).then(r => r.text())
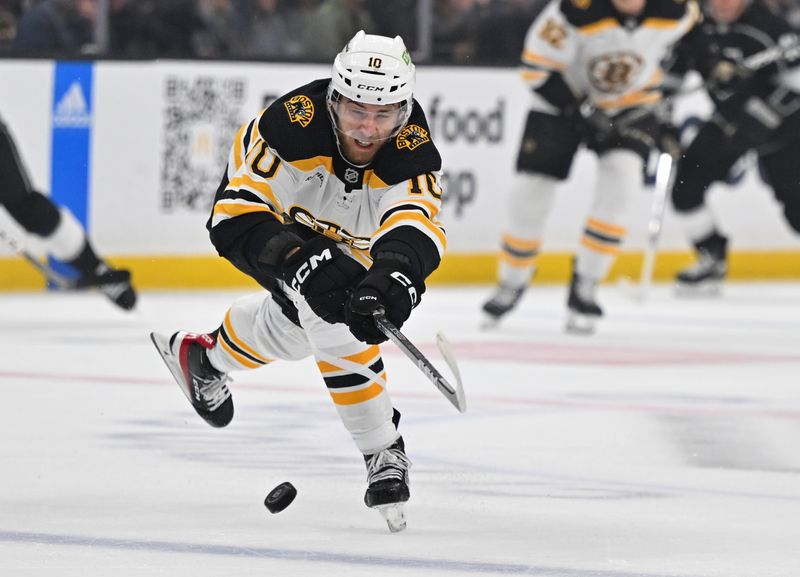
top-left (242, 0), bottom-right (309, 59)
top-left (303, 0), bottom-right (374, 60)
top-left (432, 0), bottom-right (488, 63)
top-left (475, 0), bottom-right (546, 63)
top-left (193, 0), bottom-right (247, 58)
top-left (0, 0), bottom-right (21, 52)
top-left (108, 0), bottom-right (203, 58)
top-left (364, 0), bottom-right (417, 51)
top-left (13, 0), bottom-right (96, 55)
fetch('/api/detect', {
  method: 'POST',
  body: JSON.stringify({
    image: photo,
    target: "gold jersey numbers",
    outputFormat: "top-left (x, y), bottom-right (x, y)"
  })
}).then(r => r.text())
top-left (396, 124), bottom-right (430, 151)
top-left (284, 95), bottom-right (315, 127)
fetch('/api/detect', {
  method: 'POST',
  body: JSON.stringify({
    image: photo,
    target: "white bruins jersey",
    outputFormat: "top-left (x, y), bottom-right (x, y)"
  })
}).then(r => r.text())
top-left (521, 0), bottom-right (700, 112)
top-left (207, 79), bottom-right (446, 285)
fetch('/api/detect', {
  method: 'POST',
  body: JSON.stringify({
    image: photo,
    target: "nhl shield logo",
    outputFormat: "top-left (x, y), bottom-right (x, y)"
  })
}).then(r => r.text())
top-left (396, 124), bottom-right (430, 151)
top-left (285, 95), bottom-right (315, 127)
top-left (344, 167), bottom-right (360, 184)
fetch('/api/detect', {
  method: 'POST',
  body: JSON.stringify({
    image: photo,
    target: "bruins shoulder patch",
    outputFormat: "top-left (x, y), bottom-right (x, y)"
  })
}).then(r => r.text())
top-left (396, 124), bottom-right (430, 151)
top-left (284, 95), bottom-right (314, 128)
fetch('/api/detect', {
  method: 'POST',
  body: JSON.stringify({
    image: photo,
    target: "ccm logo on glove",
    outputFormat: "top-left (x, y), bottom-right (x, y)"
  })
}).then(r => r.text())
top-left (390, 271), bottom-right (418, 306)
top-left (290, 248), bottom-right (333, 292)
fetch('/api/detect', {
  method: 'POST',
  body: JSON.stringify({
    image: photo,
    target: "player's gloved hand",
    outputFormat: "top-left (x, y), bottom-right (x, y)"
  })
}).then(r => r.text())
top-left (346, 257), bottom-right (424, 344)
top-left (566, 99), bottom-right (617, 145)
top-left (280, 235), bottom-right (365, 325)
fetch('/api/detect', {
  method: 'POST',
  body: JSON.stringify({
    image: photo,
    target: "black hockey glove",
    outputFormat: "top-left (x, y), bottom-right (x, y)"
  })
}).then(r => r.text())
top-left (346, 257), bottom-right (424, 344)
top-left (280, 235), bottom-right (365, 325)
top-left (565, 99), bottom-right (617, 145)
top-left (707, 57), bottom-right (760, 102)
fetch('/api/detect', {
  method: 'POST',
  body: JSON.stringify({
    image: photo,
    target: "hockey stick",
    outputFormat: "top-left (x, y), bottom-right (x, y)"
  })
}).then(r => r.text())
top-left (0, 227), bottom-right (76, 288)
top-left (373, 310), bottom-right (466, 414)
top-left (639, 149), bottom-right (676, 299)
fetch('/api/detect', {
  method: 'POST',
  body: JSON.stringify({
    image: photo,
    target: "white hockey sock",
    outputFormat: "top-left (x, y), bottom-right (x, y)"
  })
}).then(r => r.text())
top-left (42, 207), bottom-right (87, 262)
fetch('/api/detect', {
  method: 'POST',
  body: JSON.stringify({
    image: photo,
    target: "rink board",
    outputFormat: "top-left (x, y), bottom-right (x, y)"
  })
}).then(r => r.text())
top-left (0, 60), bottom-right (797, 289)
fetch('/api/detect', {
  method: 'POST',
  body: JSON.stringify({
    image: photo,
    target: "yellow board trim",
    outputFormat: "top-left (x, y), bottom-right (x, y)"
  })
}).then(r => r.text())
top-left (2, 250), bottom-right (800, 291)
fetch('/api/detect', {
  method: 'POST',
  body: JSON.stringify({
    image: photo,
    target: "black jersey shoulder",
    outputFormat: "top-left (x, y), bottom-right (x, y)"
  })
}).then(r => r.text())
top-left (560, 0), bottom-right (688, 27)
top-left (559, 0), bottom-right (615, 28)
top-left (641, 0), bottom-right (690, 21)
top-left (257, 78), bottom-right (336, 161)
top-left (370, 100), bottom-right (443, 186)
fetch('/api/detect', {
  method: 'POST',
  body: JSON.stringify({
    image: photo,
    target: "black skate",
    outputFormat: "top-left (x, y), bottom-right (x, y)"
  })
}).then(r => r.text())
top-left (150, 331), bottom-right (234, 428)
top-left (481, 283), bottom-right (526, 328)
top-left (364, 437), bottom-right (411, 532)
top-left (675, 233), bottom-right (728, 296)
top-left (565, 270), bottom-right (603, 335)
top-left (75, 263), bottom-right (137, 311)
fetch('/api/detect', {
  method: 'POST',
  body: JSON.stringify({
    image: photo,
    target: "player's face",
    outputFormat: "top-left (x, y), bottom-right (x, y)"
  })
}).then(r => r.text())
top-left (333, 98), bottom-right (405, 165)
top-left (611, 0), bottom-right (646, 16)
top-left (707, 0), bottom-right (748, 22)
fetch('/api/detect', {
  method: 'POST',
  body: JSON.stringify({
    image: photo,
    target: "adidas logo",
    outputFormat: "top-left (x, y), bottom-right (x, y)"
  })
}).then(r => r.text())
top-left (53, 82), bottom-right (92, 128)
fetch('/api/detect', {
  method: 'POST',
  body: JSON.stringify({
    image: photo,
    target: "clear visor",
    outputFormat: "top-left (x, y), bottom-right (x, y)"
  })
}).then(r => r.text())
top-left (329, 96), bottom-right (409, 144)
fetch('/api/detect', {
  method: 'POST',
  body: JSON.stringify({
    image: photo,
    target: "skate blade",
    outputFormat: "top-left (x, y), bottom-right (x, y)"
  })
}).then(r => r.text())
top-left (149, 332), bottom-right (193, 403)
top-left (565, 313), bottom-right (597, 335)
top-left (674, 281), bottom-right (723, 298)
top-left (376, 503), bottom-right (407, 533)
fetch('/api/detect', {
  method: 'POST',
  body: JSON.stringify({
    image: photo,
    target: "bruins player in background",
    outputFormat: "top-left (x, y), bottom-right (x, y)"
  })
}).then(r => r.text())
top-left (481, 0), bottom-right (699, 333)
top-left (0, 115), bottom-right (136, 310)
top-left (150, 31), bottom-right (445, 532)
top-left (664, 0), bottom-right (800, 292)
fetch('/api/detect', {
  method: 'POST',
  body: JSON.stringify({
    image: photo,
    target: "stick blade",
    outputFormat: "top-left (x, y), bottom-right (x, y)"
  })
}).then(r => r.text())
top-left (435, 332), bottom-right (467, 413)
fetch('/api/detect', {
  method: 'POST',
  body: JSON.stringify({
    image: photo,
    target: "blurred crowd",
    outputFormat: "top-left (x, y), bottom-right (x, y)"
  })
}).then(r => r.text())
top-left (0, 0), bottom-right (545, 63)
top-left (0, 0), bottom-right (799, 64)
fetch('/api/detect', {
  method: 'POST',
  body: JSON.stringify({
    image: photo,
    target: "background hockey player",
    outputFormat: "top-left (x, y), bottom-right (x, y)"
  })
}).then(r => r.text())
top-left (0, 114), bottom-right (136, 310)
top-left (150, 31), bottom-right (446, 532)
top-left (481, 0), bottom-right (699, 333)
top-left (664, 0), bottom-right (800, 292)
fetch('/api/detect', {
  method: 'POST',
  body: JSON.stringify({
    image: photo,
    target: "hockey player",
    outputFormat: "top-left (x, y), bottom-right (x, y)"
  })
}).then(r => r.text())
top-left (150, 31), bottom-right (445, 532)
top-left (665, 0), bottom-right (800, 292)
top-left (0, 116), bottom-right (136, 310)
top-left (481, 0), bottom-right (699, 333)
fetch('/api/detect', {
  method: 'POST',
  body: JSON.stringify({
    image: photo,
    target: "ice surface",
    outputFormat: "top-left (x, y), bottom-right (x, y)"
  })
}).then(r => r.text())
top-left (1, 283), bottom-right (799, 576)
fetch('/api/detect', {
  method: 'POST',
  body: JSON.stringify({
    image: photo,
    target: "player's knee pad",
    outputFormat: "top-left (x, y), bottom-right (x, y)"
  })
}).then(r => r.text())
top-left (4, 191), bottom-right (61, 236)
top-left (515, 110), bottom-right (580, 180)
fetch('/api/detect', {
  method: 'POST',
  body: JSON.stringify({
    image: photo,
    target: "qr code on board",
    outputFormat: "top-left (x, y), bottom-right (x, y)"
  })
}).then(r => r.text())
top-left (160, 76), bottom-right (246, 213)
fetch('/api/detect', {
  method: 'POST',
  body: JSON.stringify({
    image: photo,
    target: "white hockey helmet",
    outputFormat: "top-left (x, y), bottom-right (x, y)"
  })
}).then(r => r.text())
top-left (328, 31), bottom-right (416, 136)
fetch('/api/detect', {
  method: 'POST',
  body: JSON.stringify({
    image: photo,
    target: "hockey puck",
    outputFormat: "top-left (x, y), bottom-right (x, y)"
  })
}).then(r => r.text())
top-left (264, 481), bottom-right (297, 513)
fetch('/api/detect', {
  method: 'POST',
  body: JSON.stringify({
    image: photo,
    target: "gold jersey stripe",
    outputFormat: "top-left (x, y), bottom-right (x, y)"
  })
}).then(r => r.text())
top-left (212, 200), bottom-right (281, 221)
top-left (586, 217), bottom-right (627, 237)
top-left (317, 345), bottom-right (381, 374)
top-left (500, 250), bottom-right (539, 268)
top-left (521, 50), bottom-right (566, 71)
top-left (232, 121), bottom-right (248, 171)
top-left (219, 337), bottom-right (262, 369)
top-left (228, 174), bottom-right (283, 211)
top-left (329, 382), bottom-right (385, 406)
top-left (288, 155), bottom-right (334, 173)
top-left (374, 211), bottom-right (447, 251)
top-left (578, 18), bottom-right (619, 35)
top-left (596, 90), bottom-right (661, 109)
top-left (581, 236), bottom-right (622, 255)
top-left (502, 233), bottom-right (542, 252)
top-left (224, 308), bottom-right (272, 364)
top-left (520, 69), bottom-right (549, 83)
